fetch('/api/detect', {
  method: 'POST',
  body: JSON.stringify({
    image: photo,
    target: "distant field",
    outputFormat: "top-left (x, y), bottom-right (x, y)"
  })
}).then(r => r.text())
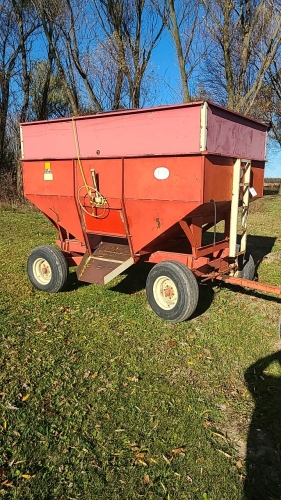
top-left (263, 178), bottom-right (280, 195)
top-left (0, 196), bottom-right (280, 499)
top-left (264, 178), bottom-right (281, 183)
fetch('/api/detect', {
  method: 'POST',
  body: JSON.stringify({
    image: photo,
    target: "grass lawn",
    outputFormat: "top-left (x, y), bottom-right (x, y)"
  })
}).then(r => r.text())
top-left (0, 196), bottom-right (280, 499)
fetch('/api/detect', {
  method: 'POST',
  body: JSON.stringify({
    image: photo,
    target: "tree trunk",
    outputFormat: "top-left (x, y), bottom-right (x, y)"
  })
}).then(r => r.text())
top-left (167, 0), bottom-right (190, 102)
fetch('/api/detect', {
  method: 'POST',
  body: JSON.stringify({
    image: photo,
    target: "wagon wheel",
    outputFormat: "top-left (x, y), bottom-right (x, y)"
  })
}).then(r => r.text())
top-left (146, 260), bottom-right (199, 322)
top-left (27, 245), bottom-right (69, 292)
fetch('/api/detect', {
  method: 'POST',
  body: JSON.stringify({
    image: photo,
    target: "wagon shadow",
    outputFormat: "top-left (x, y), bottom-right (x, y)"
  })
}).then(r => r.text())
top-left (218, 283), bottom-right (281, 305)
top-left (204, 232), bottom-right (276, 268)
top-left (109, 262), bottom-right (152, 294)
top-left (244, 351), bottom-right (281, 500)
top-left (246, 234), bottom-right (278, 274)
top-left (191, 283), bottom-right (215, 320)
top-left (110, 262), bottom-right (215, 319)
top-left (64, 270), bottom-right (91, 292)
top-left (217, 233), bottom-right (280, 304)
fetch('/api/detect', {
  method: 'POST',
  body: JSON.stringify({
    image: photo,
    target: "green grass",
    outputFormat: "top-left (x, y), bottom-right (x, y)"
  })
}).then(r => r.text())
top-left (0, 197), bottom-right (280, 499)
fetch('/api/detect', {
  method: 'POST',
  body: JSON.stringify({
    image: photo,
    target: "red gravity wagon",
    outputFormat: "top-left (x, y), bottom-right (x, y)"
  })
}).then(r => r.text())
top-left (20, 101), bottom-right (281, 322)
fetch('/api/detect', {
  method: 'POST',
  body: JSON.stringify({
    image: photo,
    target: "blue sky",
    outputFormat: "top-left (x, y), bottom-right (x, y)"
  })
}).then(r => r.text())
top-left (266, 145), bottom-right (281, 178)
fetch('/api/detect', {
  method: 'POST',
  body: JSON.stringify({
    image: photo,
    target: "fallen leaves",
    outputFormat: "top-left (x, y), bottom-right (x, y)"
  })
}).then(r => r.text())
top-left (188, 333), bottom-right (196, 339)
top-left (167, 340), bottom-right (177, 348)
top-left (143, 474), bottom-right (150, 485)
top-left (171, 447), bottom-right (185, 456)
top-left (1, 479), bottom-right (14, 488)
top-left (236, 459), bottom-right (243, 469)
top-left (6, 403), bottom-right (19, 410)
top-left (134, 451), bottom-right (147, 461)
top-left (133, 450), bottom-right (159, 467)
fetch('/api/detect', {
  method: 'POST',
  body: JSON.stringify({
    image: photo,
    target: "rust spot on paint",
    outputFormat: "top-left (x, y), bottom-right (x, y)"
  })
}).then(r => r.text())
top-left (156, 217), bottom-right (161, 229)
top-left (49, 207), bottom-right (60, 222)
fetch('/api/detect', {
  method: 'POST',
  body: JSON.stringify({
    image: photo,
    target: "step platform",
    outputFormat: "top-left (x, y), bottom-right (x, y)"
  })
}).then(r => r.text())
top-left (76, 241), bottom-right (134, 285)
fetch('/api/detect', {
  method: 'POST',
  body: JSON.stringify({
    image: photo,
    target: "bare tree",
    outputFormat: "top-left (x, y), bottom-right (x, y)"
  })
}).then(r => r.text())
top-left (29, 59), bottom-right (73, 119)
top-left (152, 0), bottom-right (203, 102)
top-left (0, 1), bottom-right (39, 169)
top-left (201, 0), bottom-right (281, 115)
top-left (33, 0), bottom-right (82, 114)
top-left (92, 0), bottom-right (165, 108)
top-left (58, 0), bottom-right (103, 112)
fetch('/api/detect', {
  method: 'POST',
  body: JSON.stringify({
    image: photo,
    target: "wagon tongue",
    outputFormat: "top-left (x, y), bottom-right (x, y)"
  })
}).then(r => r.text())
top-left (76, 241), bottom-right (133, 285)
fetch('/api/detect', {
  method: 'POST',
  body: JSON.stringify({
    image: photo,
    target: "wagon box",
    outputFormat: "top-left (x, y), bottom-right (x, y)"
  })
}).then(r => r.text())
top-left (21, 100), bottom-right (281, 322)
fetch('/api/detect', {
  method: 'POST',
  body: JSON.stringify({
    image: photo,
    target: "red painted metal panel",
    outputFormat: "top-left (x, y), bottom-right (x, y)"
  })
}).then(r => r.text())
top-left (84, 209), bottom-right (126, 236)
top-left (251, 162), bottom-right (264, 197)
top-left (26, 194), bottom-right (85, 244)
top-left (21, 104), bottom-right (201, 160)
top-left (21, 101), bottom-right (268, 163)
top-left (75, 159), bottom-right (123, 203)
top-left (23, 160), bottom-right (74, 197)
top-left (207, 104), bottom-right (268, 161)
top-left (23, 160), bottom-right (85, 243)
top-left (124, 156), bottom-right (202, 201)
top-left (125, 199), bottom-right (199, 254)
top-left (73, 158), bottom-right (126, 236)
top-left (145, 251), bottom-right (190, 265)
top-left (124, 156), bottom-right (202, 253)
top-left (203, 156), bottom-right (233, 203)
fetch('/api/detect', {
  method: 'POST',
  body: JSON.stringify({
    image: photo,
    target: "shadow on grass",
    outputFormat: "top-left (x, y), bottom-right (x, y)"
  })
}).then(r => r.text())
top-left (203, 232), bottom-right (277, 269)
top-left (244, 352), bottom-right (281, 500)
top-left (191, 283), bottom-right (215, 319)
top-left (246, 235), bottom-right (277, 275)
top-left (217, 282), bottom-right (281, 305)
top-left (203, 233), bottom-right (278, 297)
top-left (64, 270), bottom-right (90, 292)
top-left (110, 262), bottom-right (215, 319)
top-left (110, 261), bottom-right (152, 294)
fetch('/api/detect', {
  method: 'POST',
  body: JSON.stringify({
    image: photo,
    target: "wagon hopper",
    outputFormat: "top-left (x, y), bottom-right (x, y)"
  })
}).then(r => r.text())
top-left (20, 101), bottom-right (281, 322)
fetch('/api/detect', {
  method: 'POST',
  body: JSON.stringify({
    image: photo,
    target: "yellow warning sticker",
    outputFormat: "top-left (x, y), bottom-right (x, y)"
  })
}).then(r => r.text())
top-left (44, 162), bottom-right (53, 180)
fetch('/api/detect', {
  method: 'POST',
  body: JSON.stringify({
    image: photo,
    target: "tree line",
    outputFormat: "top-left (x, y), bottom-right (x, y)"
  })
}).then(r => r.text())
top-left (1, 0), bottom-right (281, 192)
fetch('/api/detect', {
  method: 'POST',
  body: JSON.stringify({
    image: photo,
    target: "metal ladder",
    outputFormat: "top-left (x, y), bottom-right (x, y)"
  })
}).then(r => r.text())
top-left (229, 158), bottom-right (251, 258)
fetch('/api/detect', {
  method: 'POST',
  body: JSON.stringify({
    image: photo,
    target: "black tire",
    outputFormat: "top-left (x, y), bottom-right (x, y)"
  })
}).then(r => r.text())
top-left (27, 245), bottom-right (69, 292)
top-left (235, 249), bottom-right (255, 281)
top-left (146, 260), bottom-right (199, 322)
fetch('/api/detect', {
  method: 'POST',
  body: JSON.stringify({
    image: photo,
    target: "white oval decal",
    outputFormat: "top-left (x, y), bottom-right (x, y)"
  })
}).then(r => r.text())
top-left (154, 167), bottom-right (170, 180)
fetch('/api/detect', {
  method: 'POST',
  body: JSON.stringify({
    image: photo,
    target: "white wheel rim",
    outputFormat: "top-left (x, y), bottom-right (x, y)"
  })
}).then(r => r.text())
top-left (33, 258), bottom-right (52, 285)
top-left (153, 275), bottom-right (178, 310)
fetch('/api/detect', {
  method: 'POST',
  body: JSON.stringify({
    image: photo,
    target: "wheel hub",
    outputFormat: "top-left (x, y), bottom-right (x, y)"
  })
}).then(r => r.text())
top-left (153, 276), bottom-right (178, 310)
top-left (164, 285), bottom-right (175, 298)
top-left (33, 258), bottom-right (52, 285)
